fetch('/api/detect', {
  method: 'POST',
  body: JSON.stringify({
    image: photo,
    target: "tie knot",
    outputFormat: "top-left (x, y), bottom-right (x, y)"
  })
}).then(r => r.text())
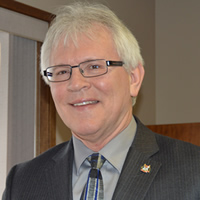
top-left (87, 153), bottom-right (106, 169)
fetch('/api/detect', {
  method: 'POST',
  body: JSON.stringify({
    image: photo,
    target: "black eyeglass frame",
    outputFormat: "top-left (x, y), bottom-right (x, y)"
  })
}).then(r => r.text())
top-left (43, 59), bottom-right (124, 82)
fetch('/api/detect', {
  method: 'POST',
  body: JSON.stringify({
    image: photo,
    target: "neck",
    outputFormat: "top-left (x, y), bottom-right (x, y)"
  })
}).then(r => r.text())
top-left (73, 114), bottom-right (132, 152)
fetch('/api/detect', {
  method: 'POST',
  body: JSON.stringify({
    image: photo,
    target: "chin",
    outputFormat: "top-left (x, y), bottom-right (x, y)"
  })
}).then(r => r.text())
top-left (72, 127), bottom-right (99, 137)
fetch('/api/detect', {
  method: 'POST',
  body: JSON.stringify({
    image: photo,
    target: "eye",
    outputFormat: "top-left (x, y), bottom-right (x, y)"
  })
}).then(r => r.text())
top-left (88, 64), bottom-right (105, 70)
top-left (83, 61), bottom-right (106, 74)
top-left (54, 68), bottom-right (71, 76)
top-left (57, 70), bottom-right (68, 75)
top-left (90, 65), bottom-right (100, 69)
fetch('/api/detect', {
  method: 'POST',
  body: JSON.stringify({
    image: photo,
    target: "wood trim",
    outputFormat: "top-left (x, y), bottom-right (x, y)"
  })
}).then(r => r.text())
top-left (147, 123), bottom-right (200, 146)
top-left (0, 0), bottom-right (55, 22)
top-left (36, 42), bottom-right (56, 155)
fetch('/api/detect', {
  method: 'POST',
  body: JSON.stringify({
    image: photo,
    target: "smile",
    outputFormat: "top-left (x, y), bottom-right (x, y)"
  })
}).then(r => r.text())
top-left (73, 101), bottom-right (99, 106)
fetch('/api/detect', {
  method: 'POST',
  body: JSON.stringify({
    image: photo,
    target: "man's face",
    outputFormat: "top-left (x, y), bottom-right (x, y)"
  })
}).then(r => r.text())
top-left (49, 26), bottom-right (142, 146)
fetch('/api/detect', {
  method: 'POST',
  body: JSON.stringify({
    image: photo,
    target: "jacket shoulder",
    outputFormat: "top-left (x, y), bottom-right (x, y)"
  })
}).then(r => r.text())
top-left (155, 131), bottom-right (200, 156)
top-left (21, 141), bottom-right (70, 168)
top-left (2, 141), bottom-right (72, 200)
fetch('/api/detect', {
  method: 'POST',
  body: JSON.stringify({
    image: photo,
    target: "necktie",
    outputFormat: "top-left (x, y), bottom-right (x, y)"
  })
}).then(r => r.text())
top-left (80, 153), bottom-right (106, 200)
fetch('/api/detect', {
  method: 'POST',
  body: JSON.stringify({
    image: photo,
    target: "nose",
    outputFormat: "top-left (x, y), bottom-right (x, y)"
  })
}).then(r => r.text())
top-left (67, 67), bottom-right (91, 92)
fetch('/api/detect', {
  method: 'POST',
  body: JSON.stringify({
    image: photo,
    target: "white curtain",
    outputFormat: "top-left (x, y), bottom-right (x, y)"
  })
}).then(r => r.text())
top-left (7, 34), bottom-right (37, 170)
top-left (0, 33), bottom-right (37, 196)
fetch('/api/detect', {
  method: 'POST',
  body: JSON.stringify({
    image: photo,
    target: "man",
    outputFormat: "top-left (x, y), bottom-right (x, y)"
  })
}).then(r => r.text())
top-left (2, 2), bottom-right (200, 200)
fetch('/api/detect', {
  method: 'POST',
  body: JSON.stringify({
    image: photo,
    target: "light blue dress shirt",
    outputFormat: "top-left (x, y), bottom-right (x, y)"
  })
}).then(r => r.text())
top-left (72, 117), bottom-right (137, 200)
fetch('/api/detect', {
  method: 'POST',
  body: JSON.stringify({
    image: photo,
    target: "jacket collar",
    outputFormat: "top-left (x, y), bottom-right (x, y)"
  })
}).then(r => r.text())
top-left (44, 117), bottom-right (161, 200)
top-left (112, 117), bottom-right (161, 200)
top-left (45, 139), bottom-right (74, 199)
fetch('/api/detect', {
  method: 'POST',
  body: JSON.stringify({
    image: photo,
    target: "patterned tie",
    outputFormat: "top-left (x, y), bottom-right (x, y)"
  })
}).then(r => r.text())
top-left (80, 153), bottom-right (106, 200)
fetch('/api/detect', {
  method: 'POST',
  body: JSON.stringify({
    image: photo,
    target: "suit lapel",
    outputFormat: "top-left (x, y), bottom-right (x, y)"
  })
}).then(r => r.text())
top-left (43, 118), bottom-right (161, 200)
top-left (112, 118), bottom-right (162, 200)
top-left (45, 139), bottom-right (74, 200)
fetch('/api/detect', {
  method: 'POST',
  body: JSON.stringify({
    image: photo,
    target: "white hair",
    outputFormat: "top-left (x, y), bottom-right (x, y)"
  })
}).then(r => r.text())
top-left (40, 2), bottom-right (144, 105)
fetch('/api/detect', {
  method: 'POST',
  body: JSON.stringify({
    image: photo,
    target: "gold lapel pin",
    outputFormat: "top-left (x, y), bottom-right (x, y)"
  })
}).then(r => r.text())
top-left (141, 164), bottom-right (151, 173)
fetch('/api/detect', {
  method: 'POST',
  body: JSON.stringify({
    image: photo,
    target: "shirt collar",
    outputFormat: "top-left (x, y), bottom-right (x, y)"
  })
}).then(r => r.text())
top-left (73, 117), bottom-right (137, 175)
top-left (72, 136), bottom-right (93, 175)
top-left (99, 117), bottom-right (137, 173)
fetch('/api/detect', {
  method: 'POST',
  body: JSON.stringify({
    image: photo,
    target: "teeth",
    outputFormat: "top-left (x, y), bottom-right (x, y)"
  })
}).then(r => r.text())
top-left (73, 101), bottom-right (98, 106)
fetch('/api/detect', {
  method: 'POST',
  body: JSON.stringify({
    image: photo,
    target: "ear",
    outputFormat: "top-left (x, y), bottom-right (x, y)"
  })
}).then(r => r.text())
top-left (129, 63), bottom-right (145, 97)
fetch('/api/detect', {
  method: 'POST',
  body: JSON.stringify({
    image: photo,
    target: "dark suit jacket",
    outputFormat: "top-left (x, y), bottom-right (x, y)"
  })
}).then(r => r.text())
top-left (2, 118), bottom-right (200, 200)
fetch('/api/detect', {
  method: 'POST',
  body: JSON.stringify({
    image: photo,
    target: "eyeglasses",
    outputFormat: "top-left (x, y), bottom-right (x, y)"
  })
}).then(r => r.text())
top-left (43, 59), bottom-right (124, 82)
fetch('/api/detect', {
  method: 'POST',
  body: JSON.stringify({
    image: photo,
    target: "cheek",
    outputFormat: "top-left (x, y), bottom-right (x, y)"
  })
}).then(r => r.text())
top-left (95, 73), bottom-right (131, 102)
top-left (96, 79), bottom-right (123, 108)
top-left (93, 77), bottom-right (112, 97)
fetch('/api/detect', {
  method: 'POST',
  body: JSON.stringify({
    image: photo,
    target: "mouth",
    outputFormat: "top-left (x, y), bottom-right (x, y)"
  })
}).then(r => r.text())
top-left (72, 100), bottom-right (99, 107)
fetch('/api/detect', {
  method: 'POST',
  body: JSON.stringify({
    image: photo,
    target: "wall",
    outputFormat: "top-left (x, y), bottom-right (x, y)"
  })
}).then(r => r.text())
top-left (0, 7), bottom-right (48, 42)
top-left (0, 32), bottom-right (9, 196)
top-left (155, 0), bottom-right (200, 124)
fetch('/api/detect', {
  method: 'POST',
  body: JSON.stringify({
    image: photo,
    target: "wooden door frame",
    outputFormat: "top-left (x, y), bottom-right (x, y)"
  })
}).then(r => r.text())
top-left (0, 0), bottom-right (54, 22)
top-left (0, 0), bottom-right (56, 154)
top-left (36, 42), bottom-right (56, 155)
